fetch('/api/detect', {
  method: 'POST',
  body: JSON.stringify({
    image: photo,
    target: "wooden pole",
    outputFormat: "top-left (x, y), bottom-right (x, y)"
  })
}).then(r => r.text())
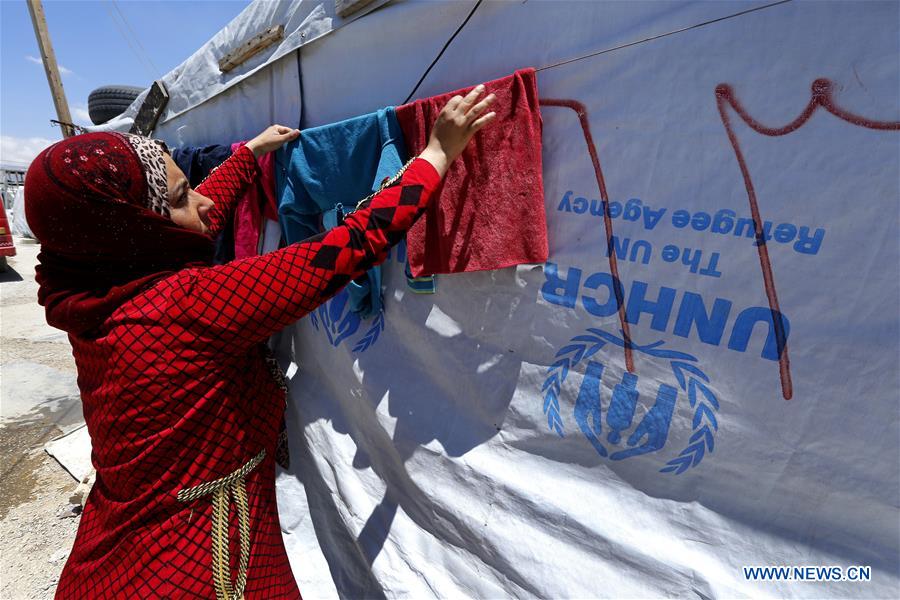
top-left (26, 0), bottom-right (75, 138)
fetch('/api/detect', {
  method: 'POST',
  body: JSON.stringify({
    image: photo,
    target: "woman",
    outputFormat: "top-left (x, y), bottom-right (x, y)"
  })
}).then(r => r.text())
top-left (26, 86), bottom-right (496, 599)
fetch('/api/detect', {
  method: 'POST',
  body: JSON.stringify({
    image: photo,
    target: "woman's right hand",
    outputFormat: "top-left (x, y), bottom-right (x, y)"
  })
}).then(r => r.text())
top-left (419, 84), bottom-right (496, 177)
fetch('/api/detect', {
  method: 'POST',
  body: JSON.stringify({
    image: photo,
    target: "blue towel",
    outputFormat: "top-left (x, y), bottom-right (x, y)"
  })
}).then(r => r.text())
top-left (276, 108), bottom-right (407, 318)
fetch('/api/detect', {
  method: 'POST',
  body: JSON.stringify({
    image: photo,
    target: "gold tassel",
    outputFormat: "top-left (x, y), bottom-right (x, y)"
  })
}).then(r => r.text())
top-left (178, 449), bottom-right (265, 600)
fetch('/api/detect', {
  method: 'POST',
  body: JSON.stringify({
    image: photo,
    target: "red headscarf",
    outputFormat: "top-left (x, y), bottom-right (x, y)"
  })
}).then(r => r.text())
top-left (25, 132), bottom-right (214, 336)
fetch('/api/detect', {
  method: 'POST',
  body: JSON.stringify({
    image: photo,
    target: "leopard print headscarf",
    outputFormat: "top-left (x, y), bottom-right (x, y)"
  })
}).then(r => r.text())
top-left (121, 133), bottom-right (170, 217)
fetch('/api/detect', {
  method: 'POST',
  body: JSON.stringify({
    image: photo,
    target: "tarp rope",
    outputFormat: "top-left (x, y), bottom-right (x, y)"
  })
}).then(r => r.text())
top-left (536, 0), bottom-right (793, 73)
top-left (401, 0), bottom-right (791, 104)
top-left (403, 0), bottom-right (484, 103)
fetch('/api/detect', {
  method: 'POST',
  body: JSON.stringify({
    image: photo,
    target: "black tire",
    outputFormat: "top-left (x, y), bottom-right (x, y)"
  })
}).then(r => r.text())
top-left (88, 85), bottom-right (145, 125)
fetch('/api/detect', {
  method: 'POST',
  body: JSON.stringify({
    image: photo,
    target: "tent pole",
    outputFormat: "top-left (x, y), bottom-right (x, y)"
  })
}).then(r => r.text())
top-left (26, 0), bottom-right (75, 138)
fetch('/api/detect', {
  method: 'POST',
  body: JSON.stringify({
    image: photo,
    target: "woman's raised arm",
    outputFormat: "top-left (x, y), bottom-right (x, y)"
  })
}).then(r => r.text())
top-left (197, 125), bottom-right (300, 237)
top-left (170, 88), bottom-right (495, 352)
top-left (170, 157), bottom-right (441, 352)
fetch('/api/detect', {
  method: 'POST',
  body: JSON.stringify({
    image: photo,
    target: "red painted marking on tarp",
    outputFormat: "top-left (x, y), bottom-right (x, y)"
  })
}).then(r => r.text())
top-left (716, 78), bottom-right (900, 400)
top-left (541, 98), bottom-right (635, 373)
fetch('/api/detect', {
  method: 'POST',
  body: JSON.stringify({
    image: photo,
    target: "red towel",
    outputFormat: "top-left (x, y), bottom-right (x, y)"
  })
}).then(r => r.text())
top-left (231, 141), bottom-right (278, 260)
top-left (396, 68), bottom-right (547, 277)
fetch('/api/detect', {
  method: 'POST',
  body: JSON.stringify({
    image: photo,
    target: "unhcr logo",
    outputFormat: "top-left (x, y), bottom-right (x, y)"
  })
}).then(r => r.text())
top-left (309, 288), bottom-right (385, 353)
top-left (543, 328), bottom-right (719, 474)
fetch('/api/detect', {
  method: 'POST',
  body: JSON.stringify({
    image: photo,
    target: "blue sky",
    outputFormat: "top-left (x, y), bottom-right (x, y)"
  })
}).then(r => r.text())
top-left (1, 0), bottom-right (249, 166)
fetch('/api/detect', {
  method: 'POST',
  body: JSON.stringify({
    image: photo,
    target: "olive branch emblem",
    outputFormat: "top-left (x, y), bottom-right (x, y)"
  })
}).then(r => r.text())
top-left (542, 328), bottom-right (719, 474)
top-left (309, 293), bottom-right (385, 354)
top-left (352, 311), bottom-right (385, 353)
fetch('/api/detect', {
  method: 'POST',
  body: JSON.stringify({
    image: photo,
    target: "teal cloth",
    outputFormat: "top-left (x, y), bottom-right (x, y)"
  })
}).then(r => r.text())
top-left (276, 108), bottom-right (407, 318)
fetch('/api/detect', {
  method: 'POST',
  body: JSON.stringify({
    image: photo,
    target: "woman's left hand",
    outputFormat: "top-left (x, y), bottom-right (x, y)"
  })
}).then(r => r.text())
top-left (246, 125), bottom-right (301, 158)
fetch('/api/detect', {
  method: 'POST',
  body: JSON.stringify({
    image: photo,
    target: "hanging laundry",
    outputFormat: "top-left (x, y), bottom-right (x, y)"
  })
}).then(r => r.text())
top-left (171, 144), bottom-right (235, 264)
top-left (396, 68), bottom-right (548, 277)
top-left (276, 108), bottom-right (407, 318)
top-left (231, 141), bottom-right (278, 260)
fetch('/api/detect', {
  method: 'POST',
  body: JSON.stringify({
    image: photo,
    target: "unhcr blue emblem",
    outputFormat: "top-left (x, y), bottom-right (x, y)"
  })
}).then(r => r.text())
top-left (542, 328), bottom-right (719, 474)
top-left (309, 289), bottom-right (385, 353)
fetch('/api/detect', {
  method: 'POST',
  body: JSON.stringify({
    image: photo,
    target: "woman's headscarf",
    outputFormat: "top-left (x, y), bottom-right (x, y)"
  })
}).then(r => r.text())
top-left (25, 132), bottom-right (214, 336)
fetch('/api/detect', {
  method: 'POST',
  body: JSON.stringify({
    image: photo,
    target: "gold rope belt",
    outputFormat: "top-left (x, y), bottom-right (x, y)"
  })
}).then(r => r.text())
top-left (177, 449), bottom-right (266, 600)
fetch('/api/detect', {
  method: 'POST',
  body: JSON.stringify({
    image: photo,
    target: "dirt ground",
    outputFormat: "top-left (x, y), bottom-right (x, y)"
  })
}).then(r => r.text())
top-left (1, 236), bottom-right (83, 600)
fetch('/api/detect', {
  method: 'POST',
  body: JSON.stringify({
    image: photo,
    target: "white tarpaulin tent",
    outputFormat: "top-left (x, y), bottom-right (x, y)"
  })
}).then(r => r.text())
top-left (10, 186), bottom-right (34, 238)
top-left (95, 1), bottom-right (899, 597)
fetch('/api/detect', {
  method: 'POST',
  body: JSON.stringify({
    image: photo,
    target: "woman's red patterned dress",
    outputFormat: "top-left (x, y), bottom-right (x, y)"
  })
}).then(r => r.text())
top-left (54, 149), bottom-right (440, 599)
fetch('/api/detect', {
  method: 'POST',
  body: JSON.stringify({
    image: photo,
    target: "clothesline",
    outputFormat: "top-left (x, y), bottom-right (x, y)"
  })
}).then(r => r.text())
top-left (534, 0), bottom-right (793, 73)
top-left (403, 0), bottom-right (484, 103)
top-left (403, 0), bottom-right (793, 101)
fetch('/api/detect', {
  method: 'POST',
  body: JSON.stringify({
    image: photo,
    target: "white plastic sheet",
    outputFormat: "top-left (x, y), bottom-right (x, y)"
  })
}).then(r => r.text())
top-left (10, 186), bottom-right (34, 238)
top-left (88, 0), bottom-right (390, 135)
top-left (277, 1), bottom-right (900, 598)
top-left (122, 0), bottom-right (899, 597)
top-left (44, 424), bottom-right (93, 483)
